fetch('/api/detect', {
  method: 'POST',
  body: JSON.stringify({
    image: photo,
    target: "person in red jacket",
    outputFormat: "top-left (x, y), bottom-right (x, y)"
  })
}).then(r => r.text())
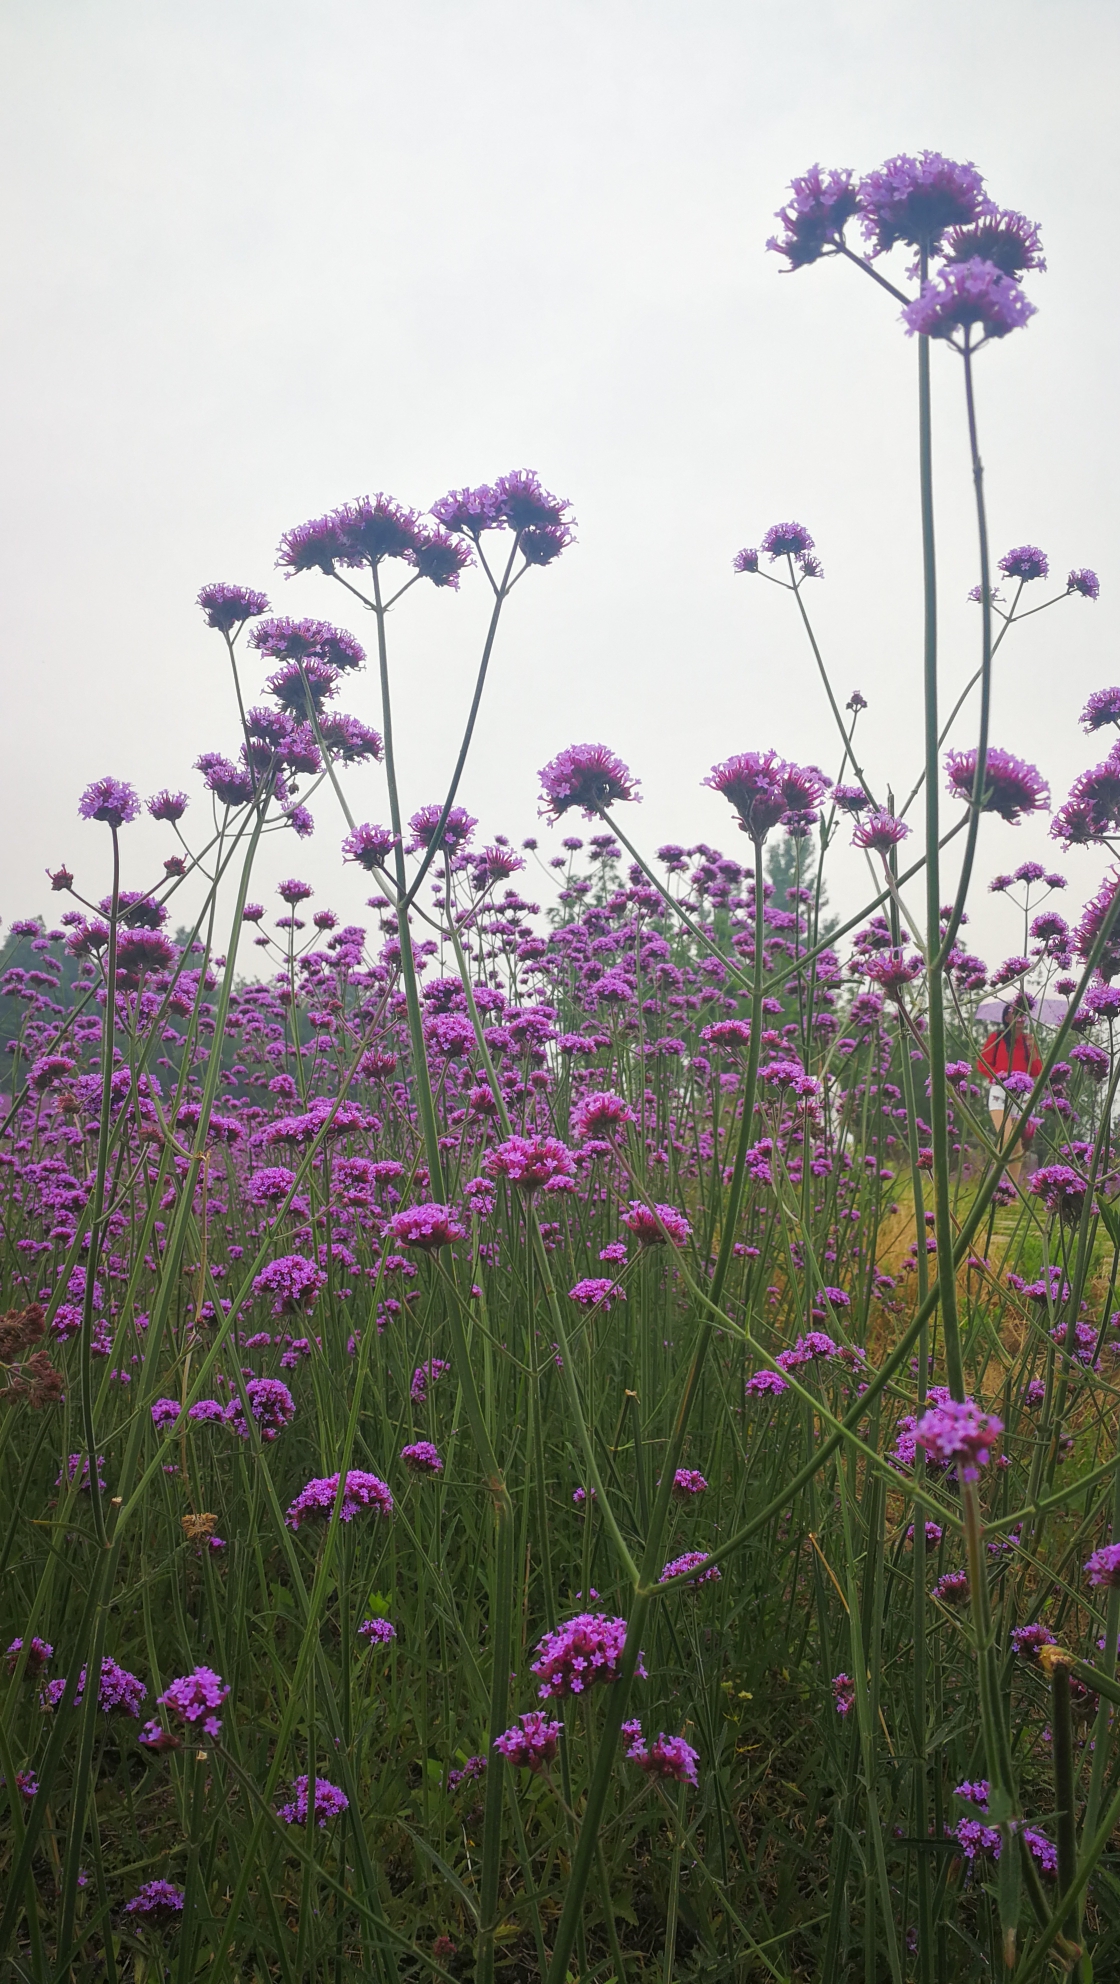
top-left (977, 997), bottom-right (1042, 1184)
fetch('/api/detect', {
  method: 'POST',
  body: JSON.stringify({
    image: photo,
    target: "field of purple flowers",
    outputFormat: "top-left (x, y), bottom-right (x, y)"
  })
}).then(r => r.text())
top-left (5, 149), bottom-right (1120, 1984)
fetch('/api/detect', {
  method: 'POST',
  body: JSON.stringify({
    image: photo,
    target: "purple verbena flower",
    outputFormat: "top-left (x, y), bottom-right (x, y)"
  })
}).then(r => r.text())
top-left (430, 485), bottom-right (504, 537)
top-left (761, 521), bottom-right (814, 560)
top-left (1085, 1543), bottom-right (1120, 1588)
top-left (124, 1880), bottom-right (185, 1925)
top-left (659, 1550), bottom-right (720, 1587)
top-left (567, 1277), bottom-right (625, 1310)
top-left (671, 1469), bottom-right (708, 1498)
top-left (621, 1200), bottom-right (691, 1247)
top-left (904, 259), bottom-right (1035, 342)
top-left (915, 1397), bottom-right (1003, 1481)
top-left (156, 1666), bottom-right (230, 1739)
top-left (285, 1470), bottom-right (393, 1529)
top-left (944, 206), bottom-right (1045, 277)
top-left (945, 747), bottom-right (1049, 822)
top-left (745, 1369), bottom-right (789, 1396)
top-left (224, 1377), bottom-right (295, 1441)
top-left (538, 745), bottom-right (640, 820)
top-left (250, 616), bottom-right (364, 670)
top-left (852, 809), bottom-right (911, 852)
top-left (626, 1730), bottom-right (700, 1785)
top-left (1030, 1164), bottom-right (1088, 1224)
top-left (358, 1617), bottom-right (397, 1647)
top-left (252, 1254), bottom-right (327, 1317)
top-left (859, 151), bottom-right (985, 256)
top-left (6, 1636), bottom-right (52, 1676)
top-left (401, 1441), bottom-right (443, 1476)
top-left (569, 1089), bottom-right (636, 1140)
top-left (767, 164), bottom-right (860, 268)
top-left (78, 778), bottom-right (140, 828)
top-left (485, 1136), bottom-right (576, 1192)
top-left (147, 789), bottom-right (190, 822)
top-left (45, 1657), bottom-right (146, 1717)
top-left (1068, 569), bottom-right (1100, 600)
top-left (342, 822), bottom-right (399, 871)
top-left (493, 1711), bottom-right (563, 1770)
top-left (529, 1613), bottom-right (646, 1699)
top-left (197, 582), bottom-right (270, 630)
top-left (832, 1672), bottom-right (855, 1716)
top-left (276, 1775), bottom-right (349, 1825)
top-left (387, 1203), bottom-right (466, 1250)
top-left (998, 544), bottom-right (1049, 582)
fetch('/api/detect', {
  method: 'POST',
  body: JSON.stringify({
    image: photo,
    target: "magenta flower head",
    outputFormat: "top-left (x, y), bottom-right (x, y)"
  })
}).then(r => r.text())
top-left (285, 1470), bottom-right (394, 1529)
top-left (197, 582), bottom-right (270, 631)
top-left (671, 1468), bottom-right (708, 1498)
top-left (45, 1658), bottom-right (146, 1717)
top-left (276, 1775), bottom-right (349, 1826)
top-left (832, 1672), bottom-right (856, 1716)
top-left (195, 752), bottom-right (254, 806)
top-left (568, 1277), bottom-right (625, 1311)
top-left (124, 1880), bottom-right (185, 1927)
top-left (401, 1440), bottom-right (443, 1476)
top-left (1075, 872), bottom-right (1120, 981)
top-left (331, 494), bottom-right (424, 568)
top-left (945, 747), bottom-right (1049, 822)
top-left (569, 1090), bottom-right (636, 1140)
top-left (493, 1711), bottom-right (564, 1770)
top-left (493, 469), bottom-right (572, 532)
top-left (408, 1361), bottom-right (451, 1410)
top-left (409, 525), bottom-right (474, 589)
top-left (250, 615), bottom-right (364, 670)
top-left (79, 778), bottom-right (140, 828)
top-left (733, 546), bottom-right (760, 573)
top-left (914, 1397), bottom-right (1003, 1482)
top-left (1068, 568), bottom-right (1101, 600)
top-left (1081, 689), bottom-right (1120, 733)
top-left (407, 804), bottom-right (477, 854)
top-left (746, 1369), bottom-right (789, 1396)
top-left (627, 1729), bottom-right (700, 1785)
top-left (903, 259), bottom-right (1035, 343)
top-left (833, 783), bottom-right (869, 813)
top-left (7, 1636), bottom-right (53, 1677)
top-left (660, 1549), bottom-right (720, 1587)
top-left (358, 1617), bottom-right (397, 1647)
top-left (342, 822), bottom-right (399, 871)
top-left (275, 511), bottom-right (354, 576)
top-left (387, 1203), bottom-right (466, 1250)
top-left (859, 151), bottom-right (985, 256)
top-left (538, 744), bottom-right (640, 821)
top-left (622, 1200), bottom-right (691, 1247)
top-left (767, 164), bottom-right (860, 268)
top-left (530, 1612), bottom-right (646, 1699)
top-left (485, 1136), bottom-right (576, 1192)
top-left (264, 659), bottom-right (339, 717)
top-left (430, 484), bottom-right (504, 537)
top-left (944, 206), bottom-right (1045, 278)
top-left (252, 1254), bottom-right (327, 1317)
top-left (1085, 1543), bottom-right (1120, 1589)
top-left (998, 545), bottom-right (1049, 583)
top-left (147, 790), bottom-right (189, 823)
top-left (1010, 1622), bottom-right (1057, 1659)
top-left (704, 750), bottom-right (787, 841)
top-left (1029, 1164), bottom-right (1088, 1224)
top-left (761, 521), bottom-right (814, 560)
top-left (224, 1377), bottom-right (296, 1442)
top-left (852, 809), bottom-right (911, 853)
top-left (317, 713), bottom-right (382, 762)
top-left (156, 1666), bottom-right (230, 1739)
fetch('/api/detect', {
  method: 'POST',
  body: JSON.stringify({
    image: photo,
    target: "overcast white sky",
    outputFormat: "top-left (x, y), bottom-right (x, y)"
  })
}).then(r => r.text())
top-left (1, 0), bottom-right (1116, 969)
